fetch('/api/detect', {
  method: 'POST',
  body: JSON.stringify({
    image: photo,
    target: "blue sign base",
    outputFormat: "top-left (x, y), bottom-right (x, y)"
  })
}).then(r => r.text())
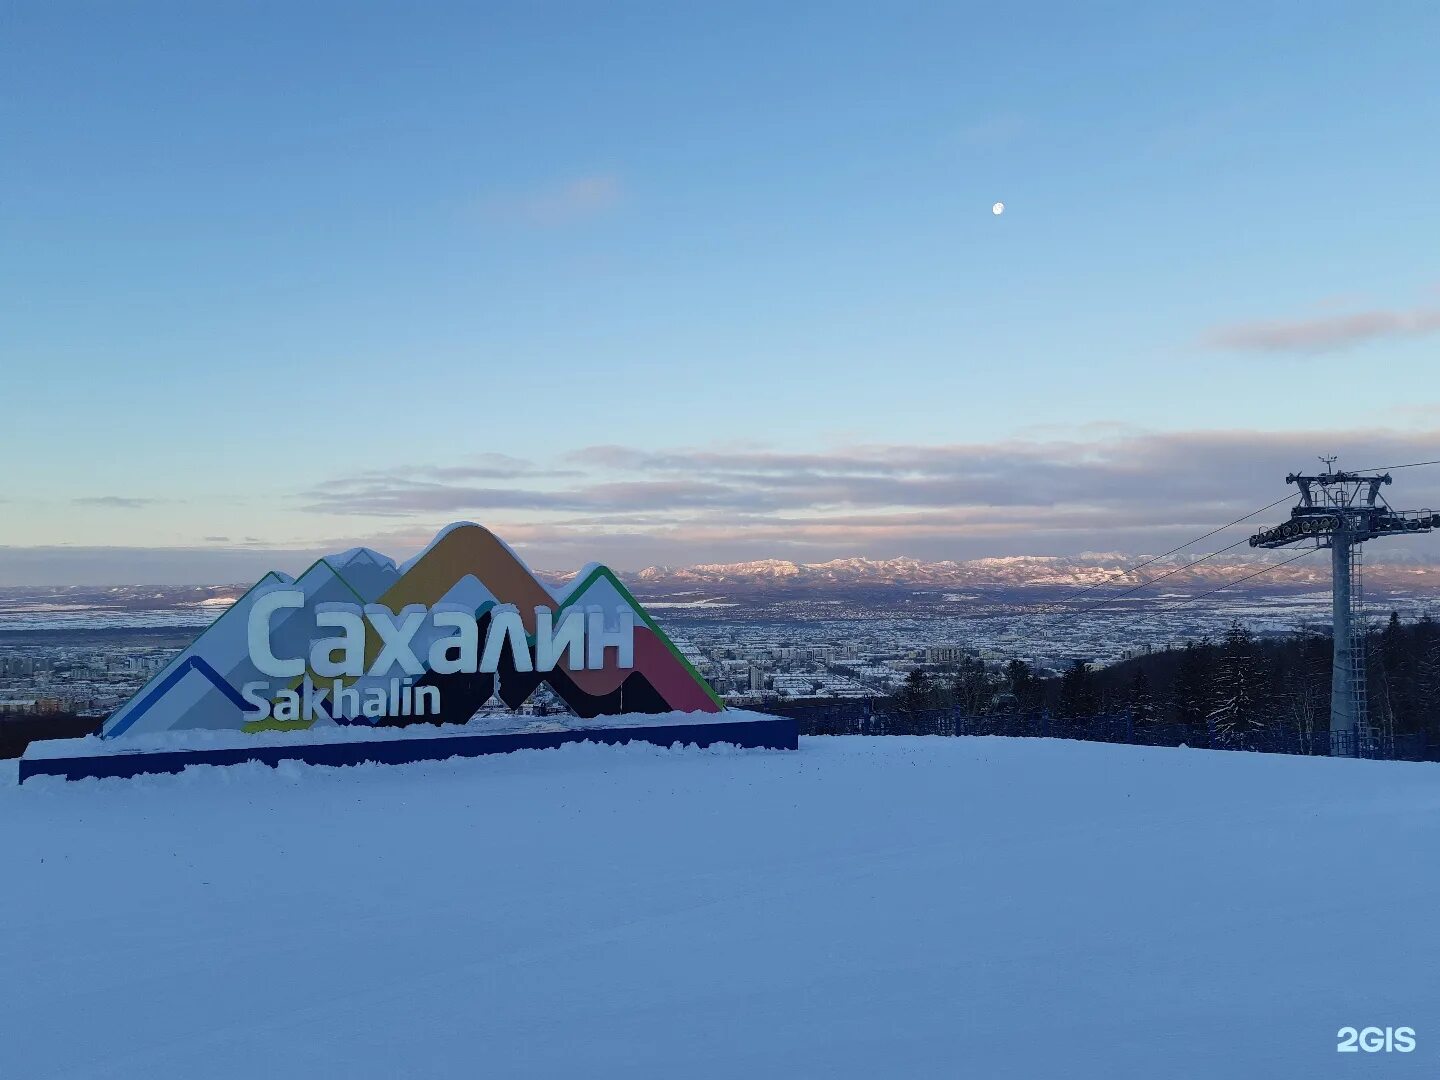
top-left (18, 715), bottom-right (798, 783)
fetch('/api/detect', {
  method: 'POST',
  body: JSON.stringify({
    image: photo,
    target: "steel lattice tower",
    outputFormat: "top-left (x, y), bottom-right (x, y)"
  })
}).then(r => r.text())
top-left (1249, 459), bottom-right (1438, 756)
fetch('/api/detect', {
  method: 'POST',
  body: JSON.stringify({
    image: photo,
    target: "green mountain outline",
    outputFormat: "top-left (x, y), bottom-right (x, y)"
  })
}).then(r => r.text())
top-left (552, 565), bottom-right (724, 709)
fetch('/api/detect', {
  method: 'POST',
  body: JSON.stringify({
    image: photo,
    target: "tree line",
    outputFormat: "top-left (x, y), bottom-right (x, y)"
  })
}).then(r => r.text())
top-left (871, 612), bottom-right (1440, 757)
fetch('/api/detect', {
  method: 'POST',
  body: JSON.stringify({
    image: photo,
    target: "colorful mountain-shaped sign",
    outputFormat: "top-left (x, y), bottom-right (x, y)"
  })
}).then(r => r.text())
top-left (103, 523), bottom-right (724, 739)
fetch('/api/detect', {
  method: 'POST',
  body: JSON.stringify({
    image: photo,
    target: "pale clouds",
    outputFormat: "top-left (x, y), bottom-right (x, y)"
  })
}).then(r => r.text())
top-left (295, 427), bottom-right (1440, 566)
top-left (1203, 304), bottom-right (1440, 353)
top-left (484, 173), bottom-right (622, 227)
top-left (14, 428), bottom-right (1440, 582)
top-left (72, 496), bottom-right (160, 509)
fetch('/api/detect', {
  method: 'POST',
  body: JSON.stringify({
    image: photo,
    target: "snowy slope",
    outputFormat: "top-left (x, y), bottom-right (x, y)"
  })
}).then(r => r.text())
top-left (1, 738), bottom-right (1437, 1079)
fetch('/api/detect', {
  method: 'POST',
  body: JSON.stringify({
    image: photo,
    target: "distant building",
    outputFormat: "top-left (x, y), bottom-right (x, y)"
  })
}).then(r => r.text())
top-left (925, 647), bottom-right (966, 664)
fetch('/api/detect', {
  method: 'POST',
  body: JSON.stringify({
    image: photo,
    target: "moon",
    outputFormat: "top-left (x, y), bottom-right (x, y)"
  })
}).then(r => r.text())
top-left (991, 201), bottom-right (1005, 216)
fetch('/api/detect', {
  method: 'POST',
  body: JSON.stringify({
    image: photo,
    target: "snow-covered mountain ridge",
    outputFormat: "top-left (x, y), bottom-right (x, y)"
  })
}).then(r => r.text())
top-left (627, 552), bottom-right (1440, 590)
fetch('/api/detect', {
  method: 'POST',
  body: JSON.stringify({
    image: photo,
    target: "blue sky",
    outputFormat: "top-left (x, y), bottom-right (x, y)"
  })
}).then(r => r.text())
top-left (3, 2), bottom-right (1440, 581)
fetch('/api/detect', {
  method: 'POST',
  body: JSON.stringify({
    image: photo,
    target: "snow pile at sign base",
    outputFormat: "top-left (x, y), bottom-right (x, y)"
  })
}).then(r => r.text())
top-left (2, 738), bottom-right (1437, 1080)
top-left (27, 708), bottom-right (777, 760)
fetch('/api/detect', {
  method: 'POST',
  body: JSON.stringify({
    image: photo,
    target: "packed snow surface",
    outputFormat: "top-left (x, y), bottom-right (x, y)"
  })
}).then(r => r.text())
top-left (2, 737), bottom-right (1437, 1079)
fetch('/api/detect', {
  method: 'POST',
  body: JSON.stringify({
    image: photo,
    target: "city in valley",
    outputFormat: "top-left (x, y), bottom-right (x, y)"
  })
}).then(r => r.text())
top-left (5, 552), bottom-right (1438, 721)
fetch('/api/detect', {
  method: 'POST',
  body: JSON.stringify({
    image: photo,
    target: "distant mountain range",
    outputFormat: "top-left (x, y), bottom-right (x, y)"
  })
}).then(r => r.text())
top-left (5, 552), bottom-right (1440, 609)
top-left (623, 553), bottom-right (1440, 592)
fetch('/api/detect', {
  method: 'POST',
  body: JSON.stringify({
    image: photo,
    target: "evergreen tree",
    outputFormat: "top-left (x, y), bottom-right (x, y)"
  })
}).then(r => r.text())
top-left (1208, 623), bottom-right (1271, 750)
top-left (1277, 632), bottom-right (1329, 754)
top-left (951, 656), bottom-right (996, 717)
top-left (1171, 640), bottom-right (1214, 745)
top-left (1417, 614), bottom-right (1440, 744)
top-left (893, 669), bottom-right (931, 735)
top-left (1376, 610), bottom-right (1432, 738)
top-left (1005, 659), bottom-right (1042, 712)
top-left (1382, 610), bottom-right (1405, 668)
top-left (1057, 659), bottom-right (1098, 726)
top-left (1126, 669), bottom-right (1158, 732)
